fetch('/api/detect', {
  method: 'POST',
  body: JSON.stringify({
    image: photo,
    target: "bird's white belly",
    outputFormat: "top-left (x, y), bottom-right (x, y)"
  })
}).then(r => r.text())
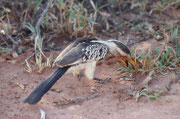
top-left (66, 63), bottom-right (86, 76)
top-left (66, 61), bottom-right (97, 80)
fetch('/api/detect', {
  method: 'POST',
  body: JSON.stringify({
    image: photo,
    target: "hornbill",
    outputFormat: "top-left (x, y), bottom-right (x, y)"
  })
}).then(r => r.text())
top-left (24, 38), bottom-right (137, 104)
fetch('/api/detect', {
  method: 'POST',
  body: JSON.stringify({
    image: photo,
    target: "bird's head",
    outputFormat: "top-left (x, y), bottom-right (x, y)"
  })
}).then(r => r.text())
top-left (107, 40), bottom-right (138, 71)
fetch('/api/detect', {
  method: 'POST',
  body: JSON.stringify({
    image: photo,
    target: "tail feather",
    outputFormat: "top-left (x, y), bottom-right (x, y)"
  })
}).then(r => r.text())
top-left (24, 66), bottom-right (70, 104)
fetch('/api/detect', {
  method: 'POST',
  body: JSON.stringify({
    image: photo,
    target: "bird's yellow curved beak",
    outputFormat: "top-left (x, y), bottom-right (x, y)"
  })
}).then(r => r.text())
top-left (118, 56), bottom-right (138, 71)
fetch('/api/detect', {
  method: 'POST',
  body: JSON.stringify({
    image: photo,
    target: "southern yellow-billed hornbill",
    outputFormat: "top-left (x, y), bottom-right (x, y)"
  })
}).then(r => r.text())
top-left (24, 38), bottom-right (137, 104)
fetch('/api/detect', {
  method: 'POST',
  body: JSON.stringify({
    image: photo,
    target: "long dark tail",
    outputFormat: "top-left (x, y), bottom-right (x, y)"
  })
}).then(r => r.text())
top-left (24, 66), bottom-right (70, 104)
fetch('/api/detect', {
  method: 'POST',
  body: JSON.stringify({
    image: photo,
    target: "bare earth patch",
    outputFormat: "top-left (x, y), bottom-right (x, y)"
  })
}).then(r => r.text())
top-left (0, 50), bottom-right (180, 119)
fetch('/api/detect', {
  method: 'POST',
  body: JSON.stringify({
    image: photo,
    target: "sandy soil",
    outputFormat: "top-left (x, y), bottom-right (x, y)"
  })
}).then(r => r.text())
top-left (0, 1), bottom-right (180, 118)
top-left (0, 47), bottom-right (180, 119)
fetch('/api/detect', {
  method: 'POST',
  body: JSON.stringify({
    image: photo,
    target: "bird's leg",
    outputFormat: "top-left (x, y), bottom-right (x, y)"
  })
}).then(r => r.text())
top-left (67, 64), bottom-right (85, 81)
top-left (93, 77), bottom-right (111, 83)
top-left (77, 71), bottom-right (83, 81)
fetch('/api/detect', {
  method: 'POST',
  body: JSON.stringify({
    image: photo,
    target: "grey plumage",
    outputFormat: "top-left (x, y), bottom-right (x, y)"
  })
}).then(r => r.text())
top-left (53, 38), bottom-right (132, 80)
top-left (54, 39), bottom-right (109, 67)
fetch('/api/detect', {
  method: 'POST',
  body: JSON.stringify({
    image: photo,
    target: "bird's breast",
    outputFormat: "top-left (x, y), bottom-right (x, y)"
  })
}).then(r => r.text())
top-left (81, 44), bottom-right (109, 62)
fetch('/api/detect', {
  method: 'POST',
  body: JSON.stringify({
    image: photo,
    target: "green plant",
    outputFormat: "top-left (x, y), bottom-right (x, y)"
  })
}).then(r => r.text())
top-left (25, 23), bottom-right (51, 73)
top-left (139, 88), bottom-right (165, 101)
top-left (48, 0), bottom-right (98, 37)
top-left (130, 0), bottom-right (149, 11)
top-left (170, 24), bottom-right (179, 57)
top-left (23, 0), bottom-right (111, 73)
top-left (151, 0), bottom-right (180, 13)
top-left (0, 47), bottom-right (11, 53)
top-left (123, 26), bottom-right (179, 75)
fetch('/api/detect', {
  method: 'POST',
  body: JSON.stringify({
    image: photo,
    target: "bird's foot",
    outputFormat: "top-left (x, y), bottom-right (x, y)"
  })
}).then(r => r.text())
top-left (93, 77), bottom-right (111, 83)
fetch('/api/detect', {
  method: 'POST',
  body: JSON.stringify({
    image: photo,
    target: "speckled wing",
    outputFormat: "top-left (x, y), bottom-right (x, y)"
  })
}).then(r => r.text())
top-left (54, 42), bottom-right (109, 67)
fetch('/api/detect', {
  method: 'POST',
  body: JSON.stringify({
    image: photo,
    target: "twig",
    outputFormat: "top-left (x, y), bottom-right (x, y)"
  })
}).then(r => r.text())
top-left (53, 93), bottom-right (98, 106)
top-left (40, 109), bottom-right (46, 119)
top-left (21, 48), bottom-right (60, 65)
top-left (128, 70), bottom-right (154, 101)
top-left (162, 1), bottom-right (177, 11)
top-left (0, 33), bottom-right (11, 48)
top-left (16, 83), bottom-right (25, 90)
top-left (31, 0), bottom-right (53, 55)
top-left (0, 25), bottom-right (18, 46)
top-left (135, 70), bottom-right (154, 90)
top-left (21, 52), bottom-right (36, 65)
top-left (33, 0), bottom-right (53, 30)
top-left (90, 0), bottom-right (109, 30)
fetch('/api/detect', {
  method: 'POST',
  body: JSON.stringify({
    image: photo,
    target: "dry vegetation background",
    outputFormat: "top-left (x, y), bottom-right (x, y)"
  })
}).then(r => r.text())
top-left (0, 0), bottom-right (180, 119)
top-left (0, 0), bottom-right (179, 77)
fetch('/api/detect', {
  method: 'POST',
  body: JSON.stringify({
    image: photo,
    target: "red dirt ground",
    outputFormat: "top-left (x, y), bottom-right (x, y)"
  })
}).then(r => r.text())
top-left (0, 40), bottom-right (180, 119)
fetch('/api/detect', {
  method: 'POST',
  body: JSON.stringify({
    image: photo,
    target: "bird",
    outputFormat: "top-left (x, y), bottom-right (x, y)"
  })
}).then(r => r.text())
top-left (24, 38), bottom-right (137, 104)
